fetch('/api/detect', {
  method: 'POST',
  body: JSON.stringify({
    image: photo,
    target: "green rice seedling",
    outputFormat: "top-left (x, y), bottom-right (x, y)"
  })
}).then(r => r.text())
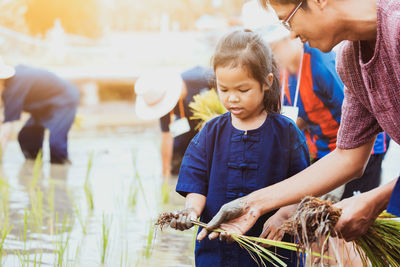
top-left (30, 188), bottom-right (44, 231)
top-left (156, 212), bottom-right (329, 267)
top-left (33, 249), bottom-right (43, 267)
top-left (144, 220), bottom-right (155, 259)
top-left (0, 177), bottom-right (10, 225)
top-left (131, 152), bottom-right (148, 209)
top-left (73, 203), bottom-right (85, 234)
top-left (0, 221), bottom-right (11, 263)
top-left (161, 180), bottom-right (170, 204)
top-left (54, 213), bottom-right (72, 267)
top-left (100, 213), bottom-right (112, 264)
top-left (128, 184), bottom-right (139, 211)
top-left (84, 152), bottom-right (94, 211)
top-left (119, 240), bottom-right (130, 267)
top-left (353, 216), bottom-right (400, 267)
top-left (30, 150), bottom-right (43, 189)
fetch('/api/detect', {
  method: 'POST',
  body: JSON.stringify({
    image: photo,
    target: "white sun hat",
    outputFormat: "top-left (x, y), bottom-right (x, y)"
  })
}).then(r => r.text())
top-left (0, 56), bottom-right (15, 79)
top-left (259, 23), bottom-right (290, 44)
top-left (134, 70), bottom-right (183, 121)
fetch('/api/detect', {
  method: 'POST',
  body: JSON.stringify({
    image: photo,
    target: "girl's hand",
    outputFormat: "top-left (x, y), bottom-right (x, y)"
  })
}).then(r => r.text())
top-left (170, 208), bottom-right (198, 231)
top-left (259, 212), bottom-right (286, 247)
top-left (259, 204), bottom-right (298, 247)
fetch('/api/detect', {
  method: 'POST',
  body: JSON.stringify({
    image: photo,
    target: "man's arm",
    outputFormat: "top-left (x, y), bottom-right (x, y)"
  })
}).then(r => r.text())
top-left (161, 132), bottom-right (173, 179)
top-left (198, 137), bottom-right (375, 240)
top-left (0, 122), bottom-right (14, 154)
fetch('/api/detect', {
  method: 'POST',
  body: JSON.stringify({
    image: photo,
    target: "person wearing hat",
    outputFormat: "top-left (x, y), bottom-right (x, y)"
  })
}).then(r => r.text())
top-left (135, 66), bottom-right (214, 178)
top-left (0, 61), bottom-right (79, 164)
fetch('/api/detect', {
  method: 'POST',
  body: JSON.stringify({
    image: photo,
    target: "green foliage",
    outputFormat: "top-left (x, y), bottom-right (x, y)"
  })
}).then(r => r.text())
top-left (84, 152), bottom-right (94, 211)
top-left (100, 213), bottom-right (112, 264)
top-left (354, 217), bottom-right (400, 267)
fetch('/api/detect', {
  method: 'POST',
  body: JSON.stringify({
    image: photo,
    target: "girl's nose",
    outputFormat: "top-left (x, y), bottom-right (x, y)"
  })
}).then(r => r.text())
top-left (228, 94), bottom-right (239, 102)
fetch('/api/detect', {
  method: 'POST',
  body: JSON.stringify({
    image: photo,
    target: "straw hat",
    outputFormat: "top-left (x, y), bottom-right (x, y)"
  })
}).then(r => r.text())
top-left (259, 24), bottom-right (290, 44)
top-left (135, 71), bottom-right (183, 120)
top-left (0, 56), bottom-right (15, 79)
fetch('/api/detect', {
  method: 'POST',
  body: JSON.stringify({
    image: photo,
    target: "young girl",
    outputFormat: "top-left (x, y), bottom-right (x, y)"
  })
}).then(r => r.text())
top-left (171, 29), bottom-right (310, 267)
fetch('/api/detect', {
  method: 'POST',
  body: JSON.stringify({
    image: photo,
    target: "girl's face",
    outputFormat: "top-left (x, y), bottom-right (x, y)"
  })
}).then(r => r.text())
top-left (216, 66), bottom-right (268, 121)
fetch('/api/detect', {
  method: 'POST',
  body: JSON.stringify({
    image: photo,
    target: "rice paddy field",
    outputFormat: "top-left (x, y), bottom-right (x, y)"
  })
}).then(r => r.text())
top-left (0, 102), bottom-right (399, 267)
top-left (0, 103), bottom-right (194, 267)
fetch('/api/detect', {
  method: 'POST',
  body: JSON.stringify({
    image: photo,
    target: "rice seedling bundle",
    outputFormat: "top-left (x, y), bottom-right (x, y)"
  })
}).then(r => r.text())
top-left (189, 90), bottom-right (226, 130)
top-left (155, 212), bottom-right (328, 267)
top-left (281, 196), bottom-right (400, 267)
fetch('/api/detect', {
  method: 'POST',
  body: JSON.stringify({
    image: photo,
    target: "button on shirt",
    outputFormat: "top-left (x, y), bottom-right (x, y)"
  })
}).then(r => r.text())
top-left (176, 112), bottom-right (310, 267)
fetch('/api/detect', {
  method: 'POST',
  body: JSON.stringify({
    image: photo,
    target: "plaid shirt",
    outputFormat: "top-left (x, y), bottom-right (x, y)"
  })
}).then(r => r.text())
top-left (336, 0), bottom-right (400, 149)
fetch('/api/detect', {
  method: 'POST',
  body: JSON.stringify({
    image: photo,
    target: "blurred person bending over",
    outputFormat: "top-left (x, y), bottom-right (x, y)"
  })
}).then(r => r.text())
top-left (135, 66), bottom-right (214, 178)
top-left (0, 61), bottom-right (79, 164)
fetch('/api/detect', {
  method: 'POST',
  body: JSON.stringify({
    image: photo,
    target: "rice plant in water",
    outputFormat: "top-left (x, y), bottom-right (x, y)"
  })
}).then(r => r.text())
top-left (30, 150), bottom-right (43, 189)
top-left (100, 213), bottom-right (112, 264)
top-left (54, 213), bottom-right (72, 267)
top-left (161, 180), bottom-right (170, 204)
top-left (189, 89), bottom-right (226, 130)
top-left (84, 152), bottom-right (94, 210)
top-left (144, 220), bottom-right (155, 259)
top-left (0, 219), bottom-right (12, 264)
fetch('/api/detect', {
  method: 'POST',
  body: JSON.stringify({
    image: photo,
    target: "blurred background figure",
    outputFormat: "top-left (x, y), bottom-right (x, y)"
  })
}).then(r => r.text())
top-left (261, 24), bottom-right (389, 201)
top-left (0, 59), bottom-right (79, 164)
top-left (240, 0), bottom-right (278, 30)
top-left (135, 66), bottom-right (214, 179)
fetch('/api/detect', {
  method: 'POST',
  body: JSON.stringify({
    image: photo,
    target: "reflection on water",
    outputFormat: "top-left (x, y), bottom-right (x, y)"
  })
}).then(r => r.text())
top-left (0, 128), bottom-right (194, 266)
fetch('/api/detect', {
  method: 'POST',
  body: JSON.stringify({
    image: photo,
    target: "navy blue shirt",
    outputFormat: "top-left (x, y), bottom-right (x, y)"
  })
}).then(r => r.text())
top-left (160, 66), bottom-right (214, 154)
top-left (2, 65), bottom-right (79, 124)
top-left (388, 178), bottom-right (400, 216)
top-left (176, 112), bottom-right (310, 267)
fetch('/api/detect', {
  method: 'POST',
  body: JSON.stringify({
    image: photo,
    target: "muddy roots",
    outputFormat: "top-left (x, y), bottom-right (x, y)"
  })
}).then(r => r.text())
top-left (155, 212), bottom-right (177, 230)
top-left (281, 196), bottom-right (342, 249)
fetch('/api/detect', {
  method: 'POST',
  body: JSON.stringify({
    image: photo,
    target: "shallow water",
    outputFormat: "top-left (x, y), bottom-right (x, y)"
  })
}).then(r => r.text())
top-left (0, 126), bottom-right (194, 266)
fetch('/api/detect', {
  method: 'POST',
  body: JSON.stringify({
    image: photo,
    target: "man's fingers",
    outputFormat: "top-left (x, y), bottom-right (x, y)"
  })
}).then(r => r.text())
top-left (208, 231), bottom-right (220, 240)
top-left (259, 225), bottom-right (270, 239)
top-left (206, 210), bottom-right (227, 230)
top-left (197, 228), bottom-right (209, 241)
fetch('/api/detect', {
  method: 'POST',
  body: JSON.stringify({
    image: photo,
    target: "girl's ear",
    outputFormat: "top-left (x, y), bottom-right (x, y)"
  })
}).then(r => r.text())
top-left (263, 73), bottom-right (274, 91)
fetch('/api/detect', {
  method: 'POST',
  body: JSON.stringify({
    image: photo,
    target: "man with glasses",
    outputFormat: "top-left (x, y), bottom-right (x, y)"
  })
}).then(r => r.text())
top-left (198, 0), bottom-right (400, 244)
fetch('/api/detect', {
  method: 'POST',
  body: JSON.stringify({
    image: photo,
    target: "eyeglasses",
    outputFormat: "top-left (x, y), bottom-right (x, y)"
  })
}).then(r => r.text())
top-left (281, 0), bottom-right (304, 31)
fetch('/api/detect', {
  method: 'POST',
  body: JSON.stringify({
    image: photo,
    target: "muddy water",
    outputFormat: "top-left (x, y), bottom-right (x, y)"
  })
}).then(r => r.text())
top-left (0, 127), bottom-right (194, 266)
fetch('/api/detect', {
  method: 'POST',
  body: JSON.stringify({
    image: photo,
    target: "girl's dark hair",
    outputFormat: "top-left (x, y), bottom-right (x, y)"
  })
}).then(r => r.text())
top-left (212, 29), bottom-right (281, 113)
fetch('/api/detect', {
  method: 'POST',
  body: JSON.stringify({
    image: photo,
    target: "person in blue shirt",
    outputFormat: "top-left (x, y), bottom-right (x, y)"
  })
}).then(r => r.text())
top-left (170, 29), bottom-right (310, 267)
top-left (0, 63), bottom-right (79, 164)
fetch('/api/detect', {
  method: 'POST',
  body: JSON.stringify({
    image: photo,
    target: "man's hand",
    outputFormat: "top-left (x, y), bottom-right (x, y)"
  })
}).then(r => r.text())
top-left (333, 191), bottom-right (385, 242)
top-left (197, 197), bottom-right (261, 242)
